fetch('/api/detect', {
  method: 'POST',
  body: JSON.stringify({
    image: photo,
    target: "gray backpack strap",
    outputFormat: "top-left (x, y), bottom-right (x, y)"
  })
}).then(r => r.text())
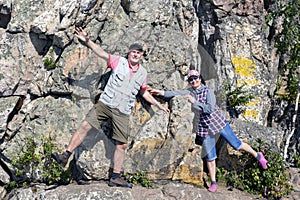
top-left (89, 67), bottom-right (111, 104)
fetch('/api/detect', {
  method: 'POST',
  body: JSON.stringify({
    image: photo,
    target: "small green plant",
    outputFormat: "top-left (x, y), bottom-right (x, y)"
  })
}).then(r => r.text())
top-left (125, 171), bottom-right (154, 188)
top-left (43, 57), bottom-right (56, 70)
top-left (216, 167), bottom-right (228, 185)
top-left (222, 139), bottom-right (293, 199)
top-left (3, 181), bottom-right (18, 190)
top-left (224, 82), bottom-right (254, 118)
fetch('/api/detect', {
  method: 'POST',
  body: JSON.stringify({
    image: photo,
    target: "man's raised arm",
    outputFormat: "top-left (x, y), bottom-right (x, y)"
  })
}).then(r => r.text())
top-left (75, 27), bottom-right (109, 61)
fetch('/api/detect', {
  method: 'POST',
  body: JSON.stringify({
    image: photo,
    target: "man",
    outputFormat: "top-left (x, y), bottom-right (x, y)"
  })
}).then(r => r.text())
top-left (51, 27), bottom-right (169, 188)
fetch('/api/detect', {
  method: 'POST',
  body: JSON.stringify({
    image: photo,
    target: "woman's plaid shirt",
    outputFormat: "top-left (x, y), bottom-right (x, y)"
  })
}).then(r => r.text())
top-left (192, 86), bottom-right (227, 137)
top-left (163, 86), bottom-right (227, 137)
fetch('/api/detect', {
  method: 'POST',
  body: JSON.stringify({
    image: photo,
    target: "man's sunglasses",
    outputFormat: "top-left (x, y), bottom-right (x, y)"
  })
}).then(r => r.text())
top-left (188, 76), bottom-right (199, 82)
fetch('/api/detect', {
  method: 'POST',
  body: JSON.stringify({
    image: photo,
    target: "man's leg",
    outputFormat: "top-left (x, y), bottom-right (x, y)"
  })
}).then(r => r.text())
top-left (112, 141), bottom-right (127, 174)
top-left (107, 108), bottom-right (133, 188)
top-left (51, 120), bottom-right (92, 167)
top-left (66, 120), bottom-right (92, 152)
top-left (108, 141), bottom-right (133, 188)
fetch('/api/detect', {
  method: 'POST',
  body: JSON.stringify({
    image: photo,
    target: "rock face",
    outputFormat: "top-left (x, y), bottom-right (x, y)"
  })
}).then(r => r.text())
top-left (0, 0), bottom-right (298, 199)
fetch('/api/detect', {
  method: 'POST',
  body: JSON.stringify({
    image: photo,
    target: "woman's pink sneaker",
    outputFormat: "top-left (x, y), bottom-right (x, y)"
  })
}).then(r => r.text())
top-left (258, 152), bottom-right (268, 169)
top-left (208, 184), bottom-right (217, 192)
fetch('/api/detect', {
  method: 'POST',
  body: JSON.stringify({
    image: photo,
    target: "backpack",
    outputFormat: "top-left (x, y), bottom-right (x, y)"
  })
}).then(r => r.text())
top-left (89, 67), bottom-right (111, 104)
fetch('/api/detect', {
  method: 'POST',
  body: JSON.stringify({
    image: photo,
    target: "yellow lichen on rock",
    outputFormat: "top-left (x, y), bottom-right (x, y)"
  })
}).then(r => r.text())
top-left (241, 109), bottom-right (259, 119)
top-left (237, 79), bottom-right (260, 86)
top-left (245, 98), bottom-right (260, 107)
top-left (232, 57), bottom-right (260, 87)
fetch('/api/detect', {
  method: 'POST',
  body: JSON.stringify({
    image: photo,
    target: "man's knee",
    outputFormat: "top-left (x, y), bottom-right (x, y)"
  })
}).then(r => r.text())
top-left (116, 142), bottom-right (127, 150)
top-left (80, 120), bottom-right (92, 132)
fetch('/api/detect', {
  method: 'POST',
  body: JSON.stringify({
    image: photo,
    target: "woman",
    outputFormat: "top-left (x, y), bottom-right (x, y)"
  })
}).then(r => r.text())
top-left (149, 70), bottom-right (268, 193)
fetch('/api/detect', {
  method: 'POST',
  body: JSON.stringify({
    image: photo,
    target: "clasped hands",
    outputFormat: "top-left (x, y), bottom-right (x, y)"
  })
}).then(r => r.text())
top-left (148, 88), bottom-right (196, 104)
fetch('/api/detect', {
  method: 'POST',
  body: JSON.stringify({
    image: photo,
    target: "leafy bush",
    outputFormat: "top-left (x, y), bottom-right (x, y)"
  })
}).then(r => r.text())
top-left (41, 136), bottom-right (72, 185)
top-left (218, 139), bottom-right (293, 199)
top-left (10, 136), bottom-right (40, 179)
top-left (5, 135), bottom-right (71, 191)
top-left (224, 82), bottom-right (254, 118)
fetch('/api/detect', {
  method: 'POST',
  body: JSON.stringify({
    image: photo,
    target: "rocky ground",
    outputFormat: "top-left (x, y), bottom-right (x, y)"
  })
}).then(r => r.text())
top-left (5, 179), bottom-right (300, 200)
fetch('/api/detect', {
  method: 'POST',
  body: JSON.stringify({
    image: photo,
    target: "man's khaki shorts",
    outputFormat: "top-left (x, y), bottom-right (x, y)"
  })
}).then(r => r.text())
top-left (85, 101), bottom-right (130, 144)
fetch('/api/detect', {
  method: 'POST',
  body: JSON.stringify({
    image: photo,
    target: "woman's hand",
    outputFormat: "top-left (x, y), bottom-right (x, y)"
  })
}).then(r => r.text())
top-left (75, 27), bottom-right (89, 43)
top-left (184, 94), bottom-right (195, 104)
top-left (142, 90), bottom-right (169, 114)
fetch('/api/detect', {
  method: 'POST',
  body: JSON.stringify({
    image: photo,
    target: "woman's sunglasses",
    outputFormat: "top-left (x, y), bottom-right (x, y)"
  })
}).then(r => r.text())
top-left (188, 76), bottom-right (199, 82)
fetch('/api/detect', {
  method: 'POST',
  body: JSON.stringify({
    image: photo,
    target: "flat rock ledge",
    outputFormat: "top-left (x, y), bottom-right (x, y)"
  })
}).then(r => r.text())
top-left (5, 180), bottom-right (268, 200)
top-left (4, 180), bottom-right (300, 200)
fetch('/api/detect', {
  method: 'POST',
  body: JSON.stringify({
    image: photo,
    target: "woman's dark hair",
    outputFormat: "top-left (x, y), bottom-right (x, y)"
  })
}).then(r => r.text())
top-left (199, 74), bottom-right (206, 85)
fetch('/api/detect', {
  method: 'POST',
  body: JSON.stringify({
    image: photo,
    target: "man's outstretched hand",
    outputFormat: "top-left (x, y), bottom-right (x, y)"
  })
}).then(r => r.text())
top-left (74, 27), bottom-right (89, 43)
